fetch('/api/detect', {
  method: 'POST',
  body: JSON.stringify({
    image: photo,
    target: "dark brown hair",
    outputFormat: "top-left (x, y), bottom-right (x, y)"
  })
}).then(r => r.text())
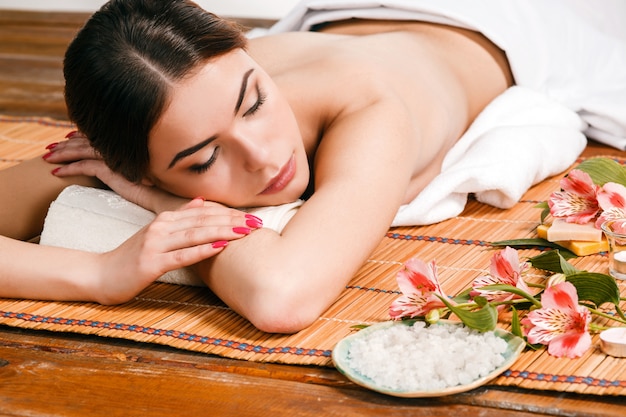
top-left (64, 0), bottom-right (247, 182)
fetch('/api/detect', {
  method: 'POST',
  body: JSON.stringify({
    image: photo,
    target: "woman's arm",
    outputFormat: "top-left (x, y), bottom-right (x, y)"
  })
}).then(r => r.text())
top-left (199, 95), bottom-right (417, 333)
top-left (1, 143), bottom-right (261, 304)
top-left (0, 156), bottom-right (101, 240)
top-left (0, 197), bottom-right (259, 304)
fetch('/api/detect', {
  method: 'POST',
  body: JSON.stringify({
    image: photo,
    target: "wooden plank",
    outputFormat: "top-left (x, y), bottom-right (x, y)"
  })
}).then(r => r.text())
top-left (0, 10), bottom-right (272, 120)
top-left (1, 326), bottom-right (625, 417)
top-left (0, 8), bottom-right (625, 417)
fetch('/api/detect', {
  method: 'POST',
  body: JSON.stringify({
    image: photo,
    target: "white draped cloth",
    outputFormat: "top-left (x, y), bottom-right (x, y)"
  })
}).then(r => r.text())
top-left (267, 0), bottom-right (626, 225)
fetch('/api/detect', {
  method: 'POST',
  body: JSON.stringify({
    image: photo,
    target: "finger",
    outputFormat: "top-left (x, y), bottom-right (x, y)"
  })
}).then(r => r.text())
top-left (64, 130), bottom-right (87, 140)
top-left (51, 159), bottom-right (109, 178)
top-left (156, 215), bottom-right (253, 245)
top-left (43, 137), bottom-right (100, 164)
top-left (157, 242), bottom-right (228, 272)
top-left (158, 210), bottom-right (263, 236)
top-left (171, 202), bottom-right (262, 226)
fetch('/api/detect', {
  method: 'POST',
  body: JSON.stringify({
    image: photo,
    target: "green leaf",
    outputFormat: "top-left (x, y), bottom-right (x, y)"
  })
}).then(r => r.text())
top-left (436, 295), bottom-right (498, 332)
top-left (451, 288), bottom-right (473, 304)
top-left (478, 284), bottom-right (542, 308)
top-left (510, 307), bottom-right (524, 339)
top-left (534, 202), bottom-right (551, 224)
top-left (559, 253), bottom-right (579, 276)
top-left (491, 239), bottom-right (577, 258)
top-left (528, 250), bottom-right (578, 272)
top-left (576, 157), bottom-right (626, 186)
top-left (566, 272), bottom-right (621, 308)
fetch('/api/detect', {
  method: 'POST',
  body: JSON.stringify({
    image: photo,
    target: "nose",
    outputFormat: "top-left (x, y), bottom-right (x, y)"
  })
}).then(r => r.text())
top-left (229, 127), bottom-right (271, 172)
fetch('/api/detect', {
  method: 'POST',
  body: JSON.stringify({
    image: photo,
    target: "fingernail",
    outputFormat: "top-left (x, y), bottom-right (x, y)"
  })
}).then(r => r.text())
top-left (212, 240), bottom-right (228, 249)
top-left (246, 218), bottom-right (263, 229)
top-left (245, 213), bottom-right (263, 223)
top-left (45, 142), bottom-right (58, 150)
top-left (42, 152), bottom-right (53, 160)
top-left (194, 196), bottom-right (205, 201)
top-left (65, 130), bottom-right (78, 138)
top-left (51, 167), bottom-right (61, 175)
top-left (232, 227), bottom-right (251, 235)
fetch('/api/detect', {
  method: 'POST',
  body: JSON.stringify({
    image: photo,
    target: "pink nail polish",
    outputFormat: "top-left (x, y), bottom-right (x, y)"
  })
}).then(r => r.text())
top-left (45, 142), bottom-right (58, 150)
top-left (233, 227), bottom-right (251, 235)
top-left (51, 167), bottom-right (61, 175)
top-left (245, 213), bottom-right (263, 223)
top-left (42, 152), bottom-right (53, 160)
top-left (246, 218), bottom-right (263, 229)
top-left (212, 240), bottom-right (228, 249)
top-left (65, 130), bottom-right (78, 138)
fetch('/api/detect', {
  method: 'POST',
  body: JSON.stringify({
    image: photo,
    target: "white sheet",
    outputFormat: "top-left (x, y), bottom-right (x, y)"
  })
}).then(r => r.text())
top-left (266, 0), bottom-right (623, 224)
top-left (268, 0), bottom-right (626, 149)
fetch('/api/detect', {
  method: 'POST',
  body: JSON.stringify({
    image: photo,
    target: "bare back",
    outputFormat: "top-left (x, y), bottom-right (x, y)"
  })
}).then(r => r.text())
top-left (248, 20), bottom-right (513, 203)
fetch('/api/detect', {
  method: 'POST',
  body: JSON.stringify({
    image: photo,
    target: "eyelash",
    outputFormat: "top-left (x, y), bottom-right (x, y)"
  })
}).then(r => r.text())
top-left (244, 88), bottom-right (267, 117)
top-left (189, 88), bottom-right (267, 174)
top-left (190, 146), bottom-right (220, 174)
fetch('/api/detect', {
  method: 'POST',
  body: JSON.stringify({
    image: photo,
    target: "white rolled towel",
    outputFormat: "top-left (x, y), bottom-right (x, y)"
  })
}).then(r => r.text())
top-left (39, 185), bottom-right (303, 286)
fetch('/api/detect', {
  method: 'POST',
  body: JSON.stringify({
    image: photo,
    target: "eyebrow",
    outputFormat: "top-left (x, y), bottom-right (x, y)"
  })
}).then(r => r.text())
top-left (167, 68), bottom-right (255, 169)
top-left (168, 136), bottom-right (216, 169)
top-left (234, 68), bottom-right (254, 115)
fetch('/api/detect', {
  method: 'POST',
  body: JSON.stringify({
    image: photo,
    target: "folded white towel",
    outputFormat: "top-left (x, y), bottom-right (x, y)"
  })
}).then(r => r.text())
top-left (39, 185), bottom-right (303, 286)
top-left (393, 87), bottom-right (586, 225)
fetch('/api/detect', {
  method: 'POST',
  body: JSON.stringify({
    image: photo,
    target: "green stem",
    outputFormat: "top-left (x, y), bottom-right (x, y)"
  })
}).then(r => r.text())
top-left (587, 307), bottom-right (626, 325)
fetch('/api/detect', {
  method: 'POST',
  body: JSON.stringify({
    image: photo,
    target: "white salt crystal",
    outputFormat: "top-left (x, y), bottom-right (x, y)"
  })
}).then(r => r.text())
top-left (346, 322), bottom-right (508, 392)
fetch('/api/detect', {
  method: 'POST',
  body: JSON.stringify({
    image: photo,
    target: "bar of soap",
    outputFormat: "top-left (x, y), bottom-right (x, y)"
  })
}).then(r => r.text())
top-left (537, 224), bottom-right (608, 256)
top-left (546, 218), bottom-right (602, 242)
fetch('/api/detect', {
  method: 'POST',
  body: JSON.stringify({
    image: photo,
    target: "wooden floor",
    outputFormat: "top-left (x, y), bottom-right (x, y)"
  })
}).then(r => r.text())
top-left (1, 9), bottom-right (625, 417)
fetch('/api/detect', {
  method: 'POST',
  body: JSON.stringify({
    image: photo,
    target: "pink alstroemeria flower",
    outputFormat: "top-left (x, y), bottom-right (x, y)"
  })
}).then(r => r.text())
top-left (522, 281), bottom-right (591, 358)
top-left (548, 169), bottom-right (600, 224)
top-left (389, 258), bottom-right (449, 320)
top-left (471, 246), bottom-right (531, 303)
top-left (596, 182), bottom-right (626, 228)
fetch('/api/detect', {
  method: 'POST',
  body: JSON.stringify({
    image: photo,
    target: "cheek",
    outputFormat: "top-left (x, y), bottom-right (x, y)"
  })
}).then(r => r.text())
top-left (270, 99), bottom-right (301, 142)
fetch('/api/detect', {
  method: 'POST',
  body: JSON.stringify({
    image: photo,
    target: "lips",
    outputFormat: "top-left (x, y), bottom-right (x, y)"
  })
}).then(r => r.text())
top-left (260, 155), bottom-right (296, 195)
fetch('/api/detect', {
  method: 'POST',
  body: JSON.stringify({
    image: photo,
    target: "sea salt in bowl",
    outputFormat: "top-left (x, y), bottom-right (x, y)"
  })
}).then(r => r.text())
top-left (600, 327), bottom-right (626, 358)
top-left (332, 319), bottom-right (525, 398)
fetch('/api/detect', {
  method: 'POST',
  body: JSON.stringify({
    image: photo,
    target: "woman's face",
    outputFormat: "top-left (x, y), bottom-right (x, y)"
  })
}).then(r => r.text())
top-left (146, 48), bottom-right (309, 208)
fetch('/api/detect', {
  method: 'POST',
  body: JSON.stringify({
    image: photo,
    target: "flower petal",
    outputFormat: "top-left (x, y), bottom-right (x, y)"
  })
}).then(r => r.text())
top-left (548, 191), bottom-right (599, 224)
top-left (396, 258), bottom-right (438, 295)
top-left (540, 281), bottom-right (579, 310)
top-left (598, 182), bottom-right (626, 212)
top-left (560, 169), bottom-right (598, 198)
top-left (547, 331), bottom-right (592, 359)
top-left (490, 246), bottom-right (520, 284)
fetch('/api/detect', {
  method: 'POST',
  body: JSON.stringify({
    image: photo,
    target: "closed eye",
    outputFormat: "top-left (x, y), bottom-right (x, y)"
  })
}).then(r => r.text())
top-left (243, 86), bottom-right (267, 117)
top-left (189, 146), bottom-right (220, 174)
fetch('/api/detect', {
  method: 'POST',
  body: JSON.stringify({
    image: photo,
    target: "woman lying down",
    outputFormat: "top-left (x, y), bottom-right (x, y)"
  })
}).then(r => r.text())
top-left (0, 0), bottom-right (623, 333)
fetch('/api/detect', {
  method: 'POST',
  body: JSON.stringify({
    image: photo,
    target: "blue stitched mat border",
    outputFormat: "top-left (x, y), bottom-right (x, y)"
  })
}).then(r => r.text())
top-left (1, 116), bottom-right (625, 396)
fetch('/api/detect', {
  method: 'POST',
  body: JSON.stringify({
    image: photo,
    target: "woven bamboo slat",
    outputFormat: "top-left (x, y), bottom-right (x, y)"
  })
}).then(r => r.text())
top-left (1, 115), bottom-right (625, 396)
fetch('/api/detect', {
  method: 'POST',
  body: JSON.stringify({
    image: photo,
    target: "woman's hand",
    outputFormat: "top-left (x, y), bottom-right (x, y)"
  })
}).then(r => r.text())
top-left (43, 132), bottom-right (184, 213)
top-left (93, 197), bottom-right (263, 304)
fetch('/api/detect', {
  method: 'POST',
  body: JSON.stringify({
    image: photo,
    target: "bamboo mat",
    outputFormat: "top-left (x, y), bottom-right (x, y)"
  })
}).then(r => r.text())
top-left (1, 115), bottom-right (625, 396)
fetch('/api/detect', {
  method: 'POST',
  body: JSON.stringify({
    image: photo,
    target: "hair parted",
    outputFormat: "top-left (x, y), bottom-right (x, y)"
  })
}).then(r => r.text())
top-left (63, 0), bottom-right (247, 182)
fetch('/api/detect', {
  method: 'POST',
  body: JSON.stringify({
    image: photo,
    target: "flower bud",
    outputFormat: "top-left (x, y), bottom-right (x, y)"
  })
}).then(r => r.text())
top-left (546, 273), bottom-right (566, 288)
top-left (425, 309), bottom-right (441, 324)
